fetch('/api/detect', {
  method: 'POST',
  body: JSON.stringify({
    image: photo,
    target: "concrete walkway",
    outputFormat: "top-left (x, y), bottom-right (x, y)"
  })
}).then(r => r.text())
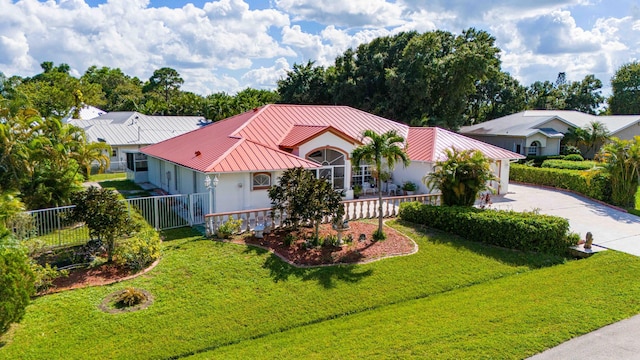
top-left (492, 183), bottom-right (640, 256)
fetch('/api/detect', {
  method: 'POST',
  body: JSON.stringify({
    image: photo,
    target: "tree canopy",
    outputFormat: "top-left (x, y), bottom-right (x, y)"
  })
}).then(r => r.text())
top-left (608, 62), bottom-right (640, 115)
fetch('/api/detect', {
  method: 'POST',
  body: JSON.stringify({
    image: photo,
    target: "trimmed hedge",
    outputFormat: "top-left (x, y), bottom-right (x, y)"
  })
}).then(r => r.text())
top-left (398, 202), bottom-right (575, 255)
top-left (521, 155), bottom-right (564, 166)
top-left (541, 159), bottom-right (598, 170)
top-left (510, 164), bottom-right (611, 202)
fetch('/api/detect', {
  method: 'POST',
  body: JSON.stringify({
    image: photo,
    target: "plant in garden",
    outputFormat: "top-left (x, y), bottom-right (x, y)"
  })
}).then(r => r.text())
top-left (0, 191), bottom-right (34, 334)
top-left (67, 186), bottom-right (136, 262)
top-left (597, 136), bottom-right (640, 208)
top-left (352, 130), bottom-right (410, 240)
top-left (269, 167), bottom-right (344, 240)
top-left (116, 287), bottom-right (147, 307)
top-left (424, 147), bottom-right (497, 206)
top-left (114, 228), bottom-right (161, 272)
top-left (216, 217), bottom-right (243, 239)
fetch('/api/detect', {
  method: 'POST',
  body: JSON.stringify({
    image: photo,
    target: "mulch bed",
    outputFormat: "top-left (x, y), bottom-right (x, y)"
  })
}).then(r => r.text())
top-left (234, 221), bottom-right (416, 267)
top-left (42, 221), bottom-right (415, 293)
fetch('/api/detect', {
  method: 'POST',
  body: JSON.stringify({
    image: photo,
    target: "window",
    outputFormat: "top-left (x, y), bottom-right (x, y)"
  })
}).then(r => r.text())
top-left (528, 141), bottom-right (540, 156)
top-left (111, 148), bottom-right (117, 158)
top-left (252, 173), bottom-right (271, 190)
top-left (306, 148), bottom-right (346, 190)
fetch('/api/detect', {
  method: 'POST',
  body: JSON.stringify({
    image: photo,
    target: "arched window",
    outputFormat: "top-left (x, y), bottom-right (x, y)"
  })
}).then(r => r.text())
top-left (252, 172), bottom-right (271, 190)
top-left (528, 141), bottom-right (541, 156)
top-left (306, 148), bottom-right (345, 190)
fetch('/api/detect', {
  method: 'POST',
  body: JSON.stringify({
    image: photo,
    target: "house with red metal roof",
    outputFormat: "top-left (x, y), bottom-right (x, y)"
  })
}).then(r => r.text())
top-left (140, 104), bottom-right (524, 213)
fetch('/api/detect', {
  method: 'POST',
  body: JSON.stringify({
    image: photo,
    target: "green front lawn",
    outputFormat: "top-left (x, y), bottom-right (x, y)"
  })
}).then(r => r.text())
top-left (2, 222), bottom-right (640, 359)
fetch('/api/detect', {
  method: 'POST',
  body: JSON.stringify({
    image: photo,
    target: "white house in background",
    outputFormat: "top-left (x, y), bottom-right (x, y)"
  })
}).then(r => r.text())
top-left (460, 110), bottom-right (640, 158)
top-left (139, 104), bottom-right (524, 213)
top-left (62, 105), bottom-right (107, 121)
top-left (68, 111), bottom-right (208, 176)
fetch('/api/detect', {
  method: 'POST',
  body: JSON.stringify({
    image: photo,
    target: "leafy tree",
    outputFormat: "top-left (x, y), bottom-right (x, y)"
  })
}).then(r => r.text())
top-left (277, 61), bottom-right (331, 105)
top-left (268, 167), bottom-right (344, 240)
top-left (466, 71), bottom-right (527, 123)
top-left (526, 73), bottom-right (604, 114)
top-left (597, 137), bottom-right (640, 207)
top-left (81, 66), bottom-right (143, 111)
top-left (12, 62), bottom-right (104, 117)
top-left (423, 148), bottom-right (497, 206)
top-left (351, 130), bottom-right (410, 239)
top-left (143, 67), bottom-right (184, 104)
top-left (608, 62), bottom-right (640, 114)
top-left (0, 192), bottom-right (34, 335)
top-left (67, 187), bottom-right (135, 262)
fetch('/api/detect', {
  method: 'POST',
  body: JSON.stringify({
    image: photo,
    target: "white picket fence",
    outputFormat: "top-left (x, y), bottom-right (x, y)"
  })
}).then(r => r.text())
top-left (204, 193), bottom-right (441, 237)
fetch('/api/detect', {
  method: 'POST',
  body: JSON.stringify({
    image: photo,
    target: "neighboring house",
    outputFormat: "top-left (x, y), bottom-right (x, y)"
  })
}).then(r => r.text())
top-left (460, 110), bottom-right (640, 158)
top-left (62, 105), bottom-right (107, 121)
top-left (140, 104), bottom-right (523, 213)
top-left (68, 111), bottom-right (209, 175)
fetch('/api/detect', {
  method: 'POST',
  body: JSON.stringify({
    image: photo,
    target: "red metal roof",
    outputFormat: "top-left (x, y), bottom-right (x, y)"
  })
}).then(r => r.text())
top-left (407, 127), bottom-right (525, 162)
top-left (279, 124), bottom-right (360, 148)
top-left (141, 105), bottom-right (523, 173)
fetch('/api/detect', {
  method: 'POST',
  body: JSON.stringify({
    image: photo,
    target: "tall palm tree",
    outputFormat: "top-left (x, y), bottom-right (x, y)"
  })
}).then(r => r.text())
top-left (351, 129), bottom-right (410, 239)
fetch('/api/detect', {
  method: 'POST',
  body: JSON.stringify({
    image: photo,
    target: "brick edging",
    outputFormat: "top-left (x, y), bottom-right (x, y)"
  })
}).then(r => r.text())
top-left (227, 222), bottom-right (419, 268)
top-left (37, 257), bottom-right (161, 296)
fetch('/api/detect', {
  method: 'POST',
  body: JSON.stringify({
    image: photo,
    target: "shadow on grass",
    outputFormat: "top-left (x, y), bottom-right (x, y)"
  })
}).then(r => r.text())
top-left (390, 220), bottom-right (567, 269)
top-left (242, 245), bottom-right (373, 289)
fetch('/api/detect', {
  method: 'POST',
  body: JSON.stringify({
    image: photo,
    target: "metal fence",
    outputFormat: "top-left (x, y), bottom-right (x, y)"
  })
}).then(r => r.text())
top-left (6, 192), bottom-right (210, 249)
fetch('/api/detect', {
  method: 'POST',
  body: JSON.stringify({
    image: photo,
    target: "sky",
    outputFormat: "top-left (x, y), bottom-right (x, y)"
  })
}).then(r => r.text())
top-left (1, 0), bottom-right (639, 97)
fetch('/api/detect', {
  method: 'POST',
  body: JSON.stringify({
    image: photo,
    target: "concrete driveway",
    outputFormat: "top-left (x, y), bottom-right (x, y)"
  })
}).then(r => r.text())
top-left (491, 183), bottom-right (640, 256)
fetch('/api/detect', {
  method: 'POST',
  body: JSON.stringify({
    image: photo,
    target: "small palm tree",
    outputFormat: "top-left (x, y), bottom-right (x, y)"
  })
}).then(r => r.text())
top-left (423, 147), bottom-right (496, 206)
top-left (583, 120), bottom-right (610, 156)
top-left (351, 130), bottom-right (410, 239)
top-left (597, 136), bottom-right (640, 208)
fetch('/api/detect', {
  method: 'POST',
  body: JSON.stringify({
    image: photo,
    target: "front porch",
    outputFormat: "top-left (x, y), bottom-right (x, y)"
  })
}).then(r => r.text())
top-left (203, 193), bottom-right (442, 237)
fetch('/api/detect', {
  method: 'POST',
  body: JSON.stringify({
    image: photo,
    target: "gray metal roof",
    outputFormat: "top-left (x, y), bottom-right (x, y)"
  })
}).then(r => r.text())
top-left (69, 112), bottom-right (209, 146)
top-left (460, 110), bottom-right (640, 138)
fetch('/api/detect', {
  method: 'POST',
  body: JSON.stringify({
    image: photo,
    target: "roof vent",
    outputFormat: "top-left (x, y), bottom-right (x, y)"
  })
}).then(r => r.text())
top-left (195, 150), bottom-right (201, 156)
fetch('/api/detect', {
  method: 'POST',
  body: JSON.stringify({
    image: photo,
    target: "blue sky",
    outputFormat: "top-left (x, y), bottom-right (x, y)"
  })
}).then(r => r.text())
top-left (1, 0), bottom-right (639, 98)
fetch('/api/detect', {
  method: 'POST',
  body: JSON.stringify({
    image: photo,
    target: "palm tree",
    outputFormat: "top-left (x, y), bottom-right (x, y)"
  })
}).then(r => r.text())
top-left (351, 130), bottom-right (410, 239)
top-left (597, 137), bottom-right (640, 207)
top-left (583, 120), bottom-right (610, 156)
top-left (423, 147), bottom-right (497, 206)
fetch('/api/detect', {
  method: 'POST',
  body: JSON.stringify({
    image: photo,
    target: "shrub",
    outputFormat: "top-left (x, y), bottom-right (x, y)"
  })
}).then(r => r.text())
top-left (0, 237), bottom-right (35, 334)
top-left (510, 164), bottom-right (611, 202)
top-left (283, 233), bottom-right (296, 247)
top-left (31, 263), bottom-right (68, 293)
top-left (114, 228), bottom-right (161, 272)
top-left (372, 229), bottom-right (387, 241)
top-left (398, 202), bottom-right (575, 255)
top-left (216, 217), bottom-right (243, 239)
top-left (563, 154), bottom-right (584, 161)
top-left (116, 287), bottom-right (147, 307)
top-left (402, 181), bottom-right (418, 192)
top-left (521, 155), bottom-right (564, 166)
top-left (541, 159), bottom-right (598, 170)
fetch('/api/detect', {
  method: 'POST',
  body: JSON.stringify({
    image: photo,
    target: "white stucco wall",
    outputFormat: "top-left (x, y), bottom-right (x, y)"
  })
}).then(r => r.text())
top-left (391, 162), bottom-right (433, 194)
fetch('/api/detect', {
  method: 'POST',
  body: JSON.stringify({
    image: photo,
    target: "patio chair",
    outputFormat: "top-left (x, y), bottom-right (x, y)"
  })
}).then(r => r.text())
top-left (363, 182), bottom-right (377, 195)
top-left (387, 183), bottom-right (398, 196)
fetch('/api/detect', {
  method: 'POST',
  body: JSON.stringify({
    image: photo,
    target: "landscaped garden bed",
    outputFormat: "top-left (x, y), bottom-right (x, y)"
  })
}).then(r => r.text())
top-left (232, 221), bottom-right (416, 266)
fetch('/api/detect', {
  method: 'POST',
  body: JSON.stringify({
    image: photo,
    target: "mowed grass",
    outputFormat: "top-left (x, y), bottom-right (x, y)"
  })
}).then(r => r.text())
top-left (89, 172), bottom-right (126, 182)
top-left (2, 222), bottom-right (640, 359)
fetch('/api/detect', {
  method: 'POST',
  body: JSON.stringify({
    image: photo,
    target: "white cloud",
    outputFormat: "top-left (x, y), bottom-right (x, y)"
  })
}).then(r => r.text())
top-left (275, 0), bottom-right (405, 28)
top-left (241, 57), bottom-right (290, 89)
top-left (0, 0), bottom-right (638, 97)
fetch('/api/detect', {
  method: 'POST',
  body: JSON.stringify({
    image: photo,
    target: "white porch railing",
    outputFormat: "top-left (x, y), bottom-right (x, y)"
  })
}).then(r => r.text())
top-left (203, 193), bottom-right (441, 237)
